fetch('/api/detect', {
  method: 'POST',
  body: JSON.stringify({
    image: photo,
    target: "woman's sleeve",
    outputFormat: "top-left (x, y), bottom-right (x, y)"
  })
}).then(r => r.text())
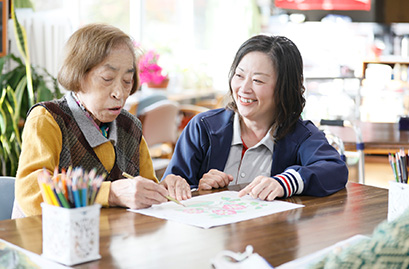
top-left (287, 124), bottom-right (348, 197)
top-left (15, 106), bottom-right (63, 216)
top-left (161, 116), bottom-right (207, 186)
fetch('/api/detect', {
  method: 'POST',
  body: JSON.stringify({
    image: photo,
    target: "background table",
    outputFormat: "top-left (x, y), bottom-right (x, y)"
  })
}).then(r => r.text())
top-left (325, 121), bottom-right (409, 154)
top-left (0, 182), bottom-right (388, 268)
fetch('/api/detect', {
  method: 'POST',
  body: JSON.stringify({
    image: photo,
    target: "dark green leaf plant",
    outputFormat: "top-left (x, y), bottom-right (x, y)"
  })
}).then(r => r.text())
top-left (0, 2), bottom-right (62, 176)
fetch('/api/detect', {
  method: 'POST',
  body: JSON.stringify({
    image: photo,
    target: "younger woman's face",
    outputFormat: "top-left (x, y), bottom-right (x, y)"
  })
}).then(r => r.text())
top-left (77, 43), bottom-right (135, 124)
top-left (230, 51), bottom-right (277, 126)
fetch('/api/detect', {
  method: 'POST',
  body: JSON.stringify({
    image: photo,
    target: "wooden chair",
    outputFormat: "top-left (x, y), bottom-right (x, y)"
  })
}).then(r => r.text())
top-left (178, 104), bottom-right (209, 131)
top-left (138, 100), bottom-right (180, 160)
top-left (194, 93), bottom-right (227, 109)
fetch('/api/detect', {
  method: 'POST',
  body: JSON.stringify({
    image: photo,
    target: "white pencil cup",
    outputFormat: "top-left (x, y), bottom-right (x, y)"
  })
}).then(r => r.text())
top-left (41, 203), bottom-right (101, 266)
top-left (388, 181), bottom-right (409, 222)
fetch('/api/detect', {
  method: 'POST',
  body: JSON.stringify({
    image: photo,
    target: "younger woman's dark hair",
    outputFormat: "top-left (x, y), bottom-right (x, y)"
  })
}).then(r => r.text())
top-left (227, 35), bottom-right (306, 140)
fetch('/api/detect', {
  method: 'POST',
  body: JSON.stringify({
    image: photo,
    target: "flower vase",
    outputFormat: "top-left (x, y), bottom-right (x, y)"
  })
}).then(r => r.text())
top-left (147, 77), bottom-right (169, 90)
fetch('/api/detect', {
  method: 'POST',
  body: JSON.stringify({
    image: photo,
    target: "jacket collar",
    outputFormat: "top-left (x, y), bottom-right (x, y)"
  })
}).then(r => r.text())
top-left (66, 92), bottom-right (118, 148)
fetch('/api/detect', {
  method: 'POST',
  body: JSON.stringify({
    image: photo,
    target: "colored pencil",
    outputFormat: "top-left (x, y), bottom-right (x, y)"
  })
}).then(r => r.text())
top-left (37, 166), bottom-right (105, 208)
top-left (389, 153), bottom-right (399, 182)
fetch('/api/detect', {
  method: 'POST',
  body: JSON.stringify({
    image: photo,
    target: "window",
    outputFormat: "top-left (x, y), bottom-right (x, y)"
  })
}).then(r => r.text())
top-left (133, 0), bottom-right (259, 91)
top-left (23, 0), bottom-right (258, 91)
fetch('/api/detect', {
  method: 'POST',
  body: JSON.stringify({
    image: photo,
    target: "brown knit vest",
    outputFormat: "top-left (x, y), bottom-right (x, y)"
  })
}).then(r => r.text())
top-left (30, 97), bottom-right (142, 181)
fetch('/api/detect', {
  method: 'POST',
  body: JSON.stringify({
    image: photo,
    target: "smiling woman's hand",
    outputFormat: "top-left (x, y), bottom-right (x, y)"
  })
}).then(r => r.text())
top-left (198, 169), bottom-right (234, 190)
top-left (238, 176), bottom-right (284, 201)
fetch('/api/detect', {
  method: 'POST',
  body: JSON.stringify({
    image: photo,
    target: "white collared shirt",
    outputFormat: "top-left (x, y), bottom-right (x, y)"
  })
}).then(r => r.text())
top-left (223, 113), bottom-right (275, 185)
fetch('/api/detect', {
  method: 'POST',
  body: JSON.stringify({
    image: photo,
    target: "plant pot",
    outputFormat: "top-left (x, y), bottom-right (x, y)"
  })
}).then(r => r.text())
top-left (147, 77), bottom-right (169, 89)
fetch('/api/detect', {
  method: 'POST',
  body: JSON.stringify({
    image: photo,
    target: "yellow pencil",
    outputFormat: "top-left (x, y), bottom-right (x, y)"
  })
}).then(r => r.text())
top-left (38, 177), bottom-right (52, 205)
top-left (122, 172), bottom-right (185, 207)
top-left (45, 182), bottom-right (60, 207)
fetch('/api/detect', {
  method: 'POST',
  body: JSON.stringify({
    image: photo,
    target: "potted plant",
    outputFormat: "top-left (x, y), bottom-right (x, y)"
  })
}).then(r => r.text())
top-left (0, 2), bottom-right (62, 176)
top-left (138, 49), bottom-right (169, 89)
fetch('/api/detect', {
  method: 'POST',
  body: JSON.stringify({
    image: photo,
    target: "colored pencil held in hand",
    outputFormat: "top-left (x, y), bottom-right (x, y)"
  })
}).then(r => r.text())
top-left (38, 167), bottom-right (106, 208)
top-left (121, 172), bottom-right (185, 207)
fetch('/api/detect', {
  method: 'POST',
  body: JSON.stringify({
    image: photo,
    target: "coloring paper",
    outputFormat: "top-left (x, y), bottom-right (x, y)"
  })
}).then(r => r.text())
top-left (129, 191), bottom-right (304, 229)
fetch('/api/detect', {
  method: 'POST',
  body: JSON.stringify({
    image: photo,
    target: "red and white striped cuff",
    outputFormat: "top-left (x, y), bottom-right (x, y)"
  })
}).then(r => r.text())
top-left (273, 169), bottom-right (304, 198)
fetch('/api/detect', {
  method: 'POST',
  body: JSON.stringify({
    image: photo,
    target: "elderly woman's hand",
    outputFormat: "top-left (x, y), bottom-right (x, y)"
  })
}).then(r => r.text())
top-left (109, 176), bottom-right (168, 209)
top-left (238, 176), bottom-right (284, 201)
top-left (198, 169), bottom-right (234, 190)
top-left (160, 174), bottom-right (191, 201)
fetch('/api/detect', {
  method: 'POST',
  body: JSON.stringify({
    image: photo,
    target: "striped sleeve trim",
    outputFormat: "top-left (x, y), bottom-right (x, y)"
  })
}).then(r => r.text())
top-left (273, 169), bottom-right (304, 198)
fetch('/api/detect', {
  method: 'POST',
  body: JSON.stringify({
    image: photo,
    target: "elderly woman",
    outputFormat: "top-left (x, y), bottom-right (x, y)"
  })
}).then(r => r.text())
top-left (13, 23), bottom-right (190, 217)
top-left (163, 35), bottom-right (348, 200)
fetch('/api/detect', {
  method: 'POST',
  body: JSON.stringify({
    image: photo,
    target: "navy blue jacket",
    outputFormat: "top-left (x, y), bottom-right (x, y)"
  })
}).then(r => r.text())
top-left (163, 108), bottom-right (348, 197)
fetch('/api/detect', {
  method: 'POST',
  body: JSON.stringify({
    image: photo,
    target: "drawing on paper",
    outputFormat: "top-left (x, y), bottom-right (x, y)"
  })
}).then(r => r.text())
top-left (129, 191), bottom-right (304, 229)
top-left (178, 196), bottom-right (268, 218)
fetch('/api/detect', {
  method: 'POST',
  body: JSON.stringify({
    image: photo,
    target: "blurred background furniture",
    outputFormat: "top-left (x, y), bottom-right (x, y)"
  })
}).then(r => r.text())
top-left (138, 99), bottom-right (180, 152)
top-left (320, 119), bottom-right (365, 184)
top-left (137, 100), bottom-right (180, 179)
top-left (325, 121), bottom-right (409, 188)
top-left (0, 176), bottom-right (16, 220)
top-left (136, 94), bottom-right (168, 117)
top-left (326, 121), bottom-right (409, 154)
top-left (128, 93), bottom-right (212, 179)
top-left (178, 104), bottom-right (209, 132)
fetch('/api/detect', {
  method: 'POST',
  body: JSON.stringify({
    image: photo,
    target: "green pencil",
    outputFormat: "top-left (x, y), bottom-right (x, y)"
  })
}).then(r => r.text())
top-left (389, 153), bottom-right (399, 182)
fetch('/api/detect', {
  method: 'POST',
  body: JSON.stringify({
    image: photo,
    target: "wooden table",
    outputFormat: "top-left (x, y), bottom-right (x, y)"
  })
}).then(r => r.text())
top-left (0, 182), bottom-right (388, 268)
top-left (326, 121), bottom-right (409, 154)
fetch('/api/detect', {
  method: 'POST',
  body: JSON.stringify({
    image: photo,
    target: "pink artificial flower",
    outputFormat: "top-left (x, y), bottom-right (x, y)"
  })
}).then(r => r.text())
top-left (138, 49), bottom-right (167, 85)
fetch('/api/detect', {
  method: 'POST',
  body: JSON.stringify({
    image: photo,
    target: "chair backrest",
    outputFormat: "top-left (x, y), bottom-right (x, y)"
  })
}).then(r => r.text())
top-left (140, 100), bottom-right (180, 147)
top-left (0, 176), bottom-right (16, 220)
top-left (136, 94), bottom-right (168, 116)
top-left (178, 104), bottom-right (209, 131)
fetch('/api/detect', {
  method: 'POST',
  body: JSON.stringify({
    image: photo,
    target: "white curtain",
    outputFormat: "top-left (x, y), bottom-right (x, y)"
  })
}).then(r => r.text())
top-left (8, 8), bottom-right (73, 77)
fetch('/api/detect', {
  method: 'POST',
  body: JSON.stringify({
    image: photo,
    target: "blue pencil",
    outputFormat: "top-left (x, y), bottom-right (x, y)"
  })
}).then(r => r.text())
top-left (81, 185), bottom-right (87, 207)
top-left (52, 188), bottom-right (62, 207)
top-left (72, 185), bottom-right (81, 208)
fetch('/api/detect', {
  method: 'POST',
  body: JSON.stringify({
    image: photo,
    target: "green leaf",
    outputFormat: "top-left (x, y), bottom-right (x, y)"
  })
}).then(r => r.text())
top-left (4, 99), bottom-right (21, 146)
top-left (9, 53), bottom-right (24, 66)
top-left (0, 105), bottom-right (6, 135)
top-left (36, 80), bottom-right (53, 101)
top-left (8, 134), bottom-right (20, 175)
top-left (6, 86), bottom-right (17, 110)
top-left (0, 135), bottom-right (11, 160)
top-left (0, 4), bottom-right (61, 175)
top-left (11, 2), bottom-right (34, 106)
top-left (14, 78), bottom-right (27, 122)
top-left (0, 86), bottom-right (6, 103)
top-left (12, 6), bottom-right (27, 58)
top-left (0, 55), bottom-right (11, 86)
top-left (4, 66), bottom-right (25, 89)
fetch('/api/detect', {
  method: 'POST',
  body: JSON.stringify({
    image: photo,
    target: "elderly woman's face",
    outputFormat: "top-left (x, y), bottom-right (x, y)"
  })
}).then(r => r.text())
top-left (77, 43), bottom-right (135, 123)
top-left (230, 51), bottom-right (277, 126)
